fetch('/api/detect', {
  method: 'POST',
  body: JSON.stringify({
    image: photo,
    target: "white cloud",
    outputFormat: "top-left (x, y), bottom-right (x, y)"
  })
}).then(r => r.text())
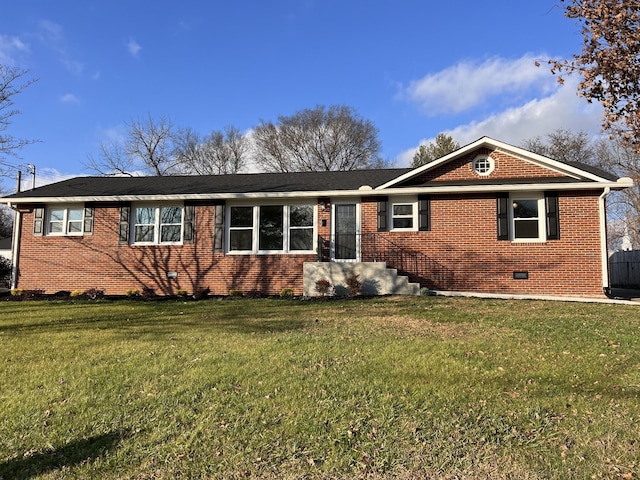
top-left (37, 19), bottom-right (84, 75)
top-left (0, 34), bottom-right (29, 65)
top-left (20, 167), bottom-right (78, 190)
top-left (60, 93), bottom-right (80, 104)
top-left (395, 77), bottom-right (604, 167)
top-left (127, 39), bottom-right (142, 57)
top-left (399, 54), bottom-right (555, 115)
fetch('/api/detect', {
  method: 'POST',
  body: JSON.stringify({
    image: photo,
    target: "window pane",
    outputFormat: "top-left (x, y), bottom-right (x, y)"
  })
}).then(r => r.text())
top-left (393, 204), bottom-right (413, 216)
top-left (290, 205), bottom-right (313, 227)
top-left (230, 207), bottom-right (253, 227)
top-left (161, 207), bottom-right (182, 224)
top-left (230, 229), bottom-right (252, 250)
top-left (68, 221), bottom-right (83, 233)
top-left (515, 220), bottom-right (539, 238)
top-left (68, 209), bottom-right (83, 221)
top-left (290, 228), bottom-right (313, 251)
top-left (259, 206), bottom-right (283, 250)
top-left (136, 207), bottom-right (156, 224)
top-left (135, 225), bottom-right (155, 242)
top-left (393, 218), bottom-right (413, 229)
top-left (161, 225), bottom-right (181, 242)
top-left (49, 209), bottom-right (64, 222)
top-left (49, 222), bottom-right (63, 233)
top-left (513, 200), bottom-right (538, 219)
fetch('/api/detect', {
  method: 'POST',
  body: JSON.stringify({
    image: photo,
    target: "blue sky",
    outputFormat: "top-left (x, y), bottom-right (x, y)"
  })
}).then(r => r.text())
top-left (1, 1), bottom-right (604, 191)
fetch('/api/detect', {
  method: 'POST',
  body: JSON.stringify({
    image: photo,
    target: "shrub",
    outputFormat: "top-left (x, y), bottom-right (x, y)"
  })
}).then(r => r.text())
top-left (315, 279), bottom-right (332, 296)
top-left (176, 289), bottom-right (189, 297)
top-left (84, 288), bottom-right (105, 300)
top-left (141, 287), bottom-right (156, 298)
top-left (195, 287), bottom-right (211, 299)
top-left (279, 288), bottom-right (294, 298)
top-left (0, 255), bottom-right (11, 289)
top-left (228, 289), bottom-right (243, 298)
top-left (10, 288), bottom-right (24, 297)
top-left (70, 290), bottom-right (85, 298)
top-left (419, 287), bottom-right (432, 296)
top-left (346, 274), bottom-right (362, 297)
top-left (126, 289), bottom-right (141, 298)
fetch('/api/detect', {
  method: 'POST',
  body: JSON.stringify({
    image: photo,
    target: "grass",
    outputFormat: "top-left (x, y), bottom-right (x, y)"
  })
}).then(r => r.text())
top-left (0, 296), bottom-right (639, 479)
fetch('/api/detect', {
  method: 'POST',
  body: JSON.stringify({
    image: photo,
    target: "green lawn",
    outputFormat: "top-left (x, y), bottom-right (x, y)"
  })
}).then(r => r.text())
top-left (0, 296), bottom-right (639, 479)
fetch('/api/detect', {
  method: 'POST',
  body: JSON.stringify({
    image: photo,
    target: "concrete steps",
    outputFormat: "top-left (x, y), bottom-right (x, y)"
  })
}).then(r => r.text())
top-left (303, 262), bottom-right (420, 297)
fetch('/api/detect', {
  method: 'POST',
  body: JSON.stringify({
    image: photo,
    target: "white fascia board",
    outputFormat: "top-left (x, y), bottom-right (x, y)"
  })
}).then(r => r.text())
top-left (378, 136), bottom-right (613, 190)
top-left (3, 178), bottom-right (632, 206)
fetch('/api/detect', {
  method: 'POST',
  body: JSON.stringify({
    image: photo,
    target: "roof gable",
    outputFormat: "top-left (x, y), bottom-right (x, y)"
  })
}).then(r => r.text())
top-left (378, 136), bottom-right (619, 189)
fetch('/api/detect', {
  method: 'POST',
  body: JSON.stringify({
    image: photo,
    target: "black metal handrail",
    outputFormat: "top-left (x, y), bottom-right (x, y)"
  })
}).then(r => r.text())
top-left (317, 233), bottom-right (454, 290)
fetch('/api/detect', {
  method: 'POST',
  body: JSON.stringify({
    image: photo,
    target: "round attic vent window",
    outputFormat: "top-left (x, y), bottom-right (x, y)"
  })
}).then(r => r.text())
top-left (472, 155), bottom-right (494, 176)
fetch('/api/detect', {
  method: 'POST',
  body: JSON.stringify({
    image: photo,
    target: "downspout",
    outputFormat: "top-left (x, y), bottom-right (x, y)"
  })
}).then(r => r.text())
top-left (10, 205), bottom-right (21, 290)
top-left (599, 187), bottom-right (611, 297)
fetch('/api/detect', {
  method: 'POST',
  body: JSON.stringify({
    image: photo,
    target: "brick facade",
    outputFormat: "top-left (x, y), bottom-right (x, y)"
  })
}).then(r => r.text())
top-left (9, 142), bottom-right (619, 299)
top-left (14, 188), bottom-right (606, 298)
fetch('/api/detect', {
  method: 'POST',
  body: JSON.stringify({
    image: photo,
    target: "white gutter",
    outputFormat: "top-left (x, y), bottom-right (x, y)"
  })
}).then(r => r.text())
top-left (599, 187), bottom-right (611, 291)
top-left (10, 209), bottom-right (21, 290)
top-left (1, 178), bottom-right (633, 205)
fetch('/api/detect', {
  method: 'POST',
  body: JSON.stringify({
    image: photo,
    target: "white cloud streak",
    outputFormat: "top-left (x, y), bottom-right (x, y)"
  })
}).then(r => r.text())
top-left (399, 54), bottom-right (556, 115)
top-left (60, 93), bottom-right (80, 104)
top-left (395, 76), bottom-right (604, 167)
top-left (127, 39), bottom-right (142, 57)
top-left (0, 34), bottom-right (30, 65)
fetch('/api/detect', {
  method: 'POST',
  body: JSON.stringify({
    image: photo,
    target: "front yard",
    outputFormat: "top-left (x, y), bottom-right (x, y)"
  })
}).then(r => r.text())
top-left (1, 296), bottom-right (638, 479)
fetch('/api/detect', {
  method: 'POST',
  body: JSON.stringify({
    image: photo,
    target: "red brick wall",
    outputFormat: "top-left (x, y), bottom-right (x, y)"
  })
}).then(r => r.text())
top-left (361, 191), bottom-right (606, 298)
top-left (411, 149), bottom-right (569, 184)
top-left (15, 190), bottom-right (607, 298)
top-left (16, 204), bottom-right (315, 296)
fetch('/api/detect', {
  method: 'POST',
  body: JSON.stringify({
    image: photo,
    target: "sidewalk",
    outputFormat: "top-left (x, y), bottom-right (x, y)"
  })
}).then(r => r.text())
top-left (430, 289), bottom-right (640, 305)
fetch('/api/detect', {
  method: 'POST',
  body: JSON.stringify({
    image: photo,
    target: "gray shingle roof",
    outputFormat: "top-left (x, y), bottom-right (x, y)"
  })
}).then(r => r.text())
top-left (3, 169), bottom-right (414, 200)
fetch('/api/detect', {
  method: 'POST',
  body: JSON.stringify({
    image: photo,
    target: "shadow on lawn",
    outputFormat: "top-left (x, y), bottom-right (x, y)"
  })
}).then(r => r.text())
top-left (0, 430), bottom-right (127, 479)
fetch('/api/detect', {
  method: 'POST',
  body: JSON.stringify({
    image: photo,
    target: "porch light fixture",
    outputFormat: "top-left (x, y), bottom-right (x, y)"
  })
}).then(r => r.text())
top-left (166, 271), bottom-right (178, 279)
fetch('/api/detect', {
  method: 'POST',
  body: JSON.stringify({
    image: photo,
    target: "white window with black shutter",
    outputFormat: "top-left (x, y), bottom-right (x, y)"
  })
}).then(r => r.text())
top-left (497, 192), bottom-right (560, 242)
top-left (377, 195), bottom-right (430, 232)
top-left (35, 204), bottom-right (94, 236)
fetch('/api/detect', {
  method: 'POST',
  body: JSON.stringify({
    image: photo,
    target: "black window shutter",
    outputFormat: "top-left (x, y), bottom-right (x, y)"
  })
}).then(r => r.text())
top-left (497, 193), bottom-right (509, 240)
top-left (545, 192), bottom-right (560, 240)
top-left (418, 194), bottom-right (431, 231)
top-left (33, 207), bottom-right (44, 236)
top-left (377, 197), bottom-right (388, 232)
top-left (183, 204), bottom-right (195, 243)
top-left (83, 205), bottom-right (95, 235)
top-left (119, 205), bottom-right (131, 244)
top-left (214, 202), bottom-right (225, 252)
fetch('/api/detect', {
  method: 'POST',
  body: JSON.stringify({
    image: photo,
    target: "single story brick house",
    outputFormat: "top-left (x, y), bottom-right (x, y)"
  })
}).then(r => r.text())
top-left (2, 137), bottom-right (633, 298)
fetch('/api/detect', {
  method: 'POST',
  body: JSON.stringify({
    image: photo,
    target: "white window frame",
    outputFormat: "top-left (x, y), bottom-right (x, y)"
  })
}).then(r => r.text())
top-left (226, 202), bottom-right (317, 254)
top-left (389, 196), bottom-right (418, 231)
top-left (510, 193), bottom-right (546, 242)
top-left (131, 203), bottom-right (185, 245)
top-left (46, 205), bottom-right (85, 236)
top-left (472, 154), bottom-right (495, 176)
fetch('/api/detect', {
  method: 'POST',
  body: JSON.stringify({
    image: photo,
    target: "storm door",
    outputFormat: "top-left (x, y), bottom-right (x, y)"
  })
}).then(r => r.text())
top-left (333, 203), bottom-right (359, 261)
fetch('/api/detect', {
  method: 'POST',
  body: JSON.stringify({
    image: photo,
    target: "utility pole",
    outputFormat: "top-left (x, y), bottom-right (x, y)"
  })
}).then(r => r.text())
top-left (27, 164), bottom-right (36, 190)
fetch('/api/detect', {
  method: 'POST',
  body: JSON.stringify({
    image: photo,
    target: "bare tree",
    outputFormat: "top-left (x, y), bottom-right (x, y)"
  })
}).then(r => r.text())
top-left (521, 129), bottom-right (594, 164)
top-left (522, 128), bottom-right (640, 250)
top-left (0, 65), bottom-right (37, 163)
top-left (174, 126), bottom-right (248, 175)
top-left (411, 133), bottom-right (460, 168)
top-left (545, 1), bottom-right (640, 151)
top-left (86, 114), bottom-right (179, 176)
top-left (252, 105), bottom-right (382, 172)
